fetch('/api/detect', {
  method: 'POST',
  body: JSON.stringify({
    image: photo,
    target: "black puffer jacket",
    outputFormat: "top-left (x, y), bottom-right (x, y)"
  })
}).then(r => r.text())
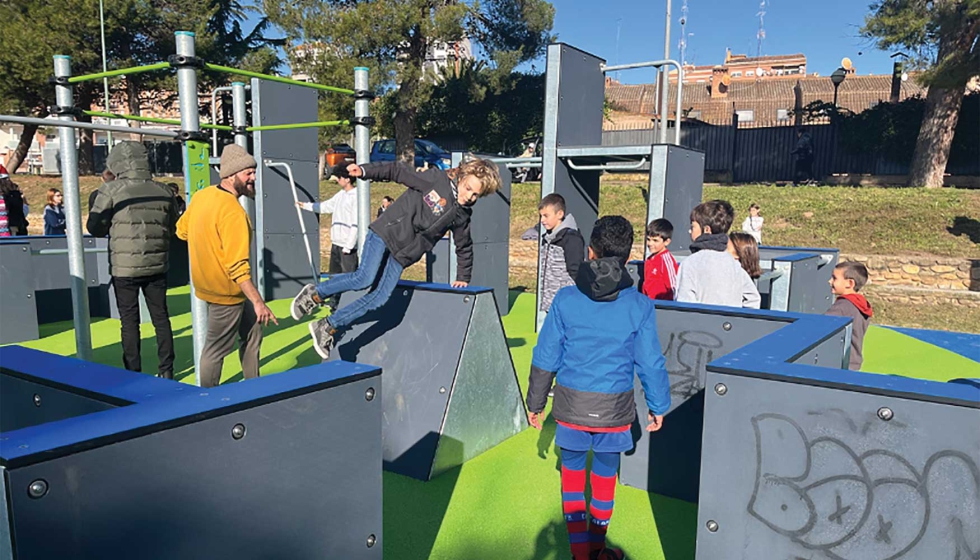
top-left (87, 141), bottom-right (177, 278)
top-left (363, 162), bottom-right (474, 282)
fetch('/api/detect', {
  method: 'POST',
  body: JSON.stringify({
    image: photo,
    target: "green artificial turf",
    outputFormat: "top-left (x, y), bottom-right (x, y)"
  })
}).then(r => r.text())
top-left (13, 288), bottom-right (977, 559)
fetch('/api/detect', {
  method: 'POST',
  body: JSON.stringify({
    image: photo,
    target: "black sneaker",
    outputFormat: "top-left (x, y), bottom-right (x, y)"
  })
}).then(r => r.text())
top-left (291, 283), bottom-right (321, 321)
top-left (309, 318), bottom-right (336, 360)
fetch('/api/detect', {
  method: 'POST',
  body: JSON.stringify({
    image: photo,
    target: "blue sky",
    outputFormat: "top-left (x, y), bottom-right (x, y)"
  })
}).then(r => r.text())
top-left (254, 0), bottom-right (900, 84)
top-left (544, 0), bottom-right (897, 84)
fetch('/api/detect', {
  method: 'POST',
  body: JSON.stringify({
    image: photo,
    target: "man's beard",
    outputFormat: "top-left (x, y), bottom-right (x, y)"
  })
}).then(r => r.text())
top-left (233, 175), bottom-right (254, 198)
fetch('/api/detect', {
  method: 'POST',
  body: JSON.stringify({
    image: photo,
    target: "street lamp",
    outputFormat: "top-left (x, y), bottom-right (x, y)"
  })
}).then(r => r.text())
top-left (830, 67), bottom-right (847, 108)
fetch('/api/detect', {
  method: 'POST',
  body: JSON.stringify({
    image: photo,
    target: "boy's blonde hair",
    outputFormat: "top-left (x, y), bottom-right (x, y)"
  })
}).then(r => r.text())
top-left (457, 157), bottom-right (501, 198)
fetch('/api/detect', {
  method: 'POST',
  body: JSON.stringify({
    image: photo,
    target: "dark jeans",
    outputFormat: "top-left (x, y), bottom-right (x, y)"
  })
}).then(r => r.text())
top-left (794, 157), bottom-right (814, 185)
top-left (315, 231), bottom-right (404, 331)
top-left (113, 273), bottom-right (175, 378)
top-left (325, 244), bottom-right (359, 310)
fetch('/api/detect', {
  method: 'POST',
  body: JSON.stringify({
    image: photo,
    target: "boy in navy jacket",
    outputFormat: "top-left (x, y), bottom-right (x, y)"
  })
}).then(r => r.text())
top-left (527, 216), bottom-right (671, 560)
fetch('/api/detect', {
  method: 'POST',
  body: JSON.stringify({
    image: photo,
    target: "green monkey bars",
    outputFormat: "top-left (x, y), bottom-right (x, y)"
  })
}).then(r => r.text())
top-left (83, 110), bottom-right (233, 131)
top-left (203, 63), bottom-right (356, 95)
top-left (67, 61), bottom-right (172, 83)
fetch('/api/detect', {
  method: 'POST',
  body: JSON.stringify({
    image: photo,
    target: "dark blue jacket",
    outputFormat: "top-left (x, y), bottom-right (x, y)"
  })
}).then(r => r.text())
top-left (44, 205), bottom-right (66, 235)
top-left (527, 258), bottom-right (671, 428)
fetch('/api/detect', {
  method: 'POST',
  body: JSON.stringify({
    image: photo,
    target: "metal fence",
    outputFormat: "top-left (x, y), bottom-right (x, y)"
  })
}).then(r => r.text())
top-left (603, 122), bottom-right (980, 182)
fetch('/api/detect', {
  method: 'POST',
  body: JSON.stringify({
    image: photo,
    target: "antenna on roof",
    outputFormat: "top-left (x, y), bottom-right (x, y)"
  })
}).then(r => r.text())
top-left (679, 0), bottom-right (690, 66)
top-left (756, 0), bottom-right (768, 58)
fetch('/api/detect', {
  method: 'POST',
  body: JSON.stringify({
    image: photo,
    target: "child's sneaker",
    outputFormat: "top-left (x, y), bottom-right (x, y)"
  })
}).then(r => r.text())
top-left (309, 318), bottom-right (336, 360)
top-left (291, 283), bottom-right (321, 320)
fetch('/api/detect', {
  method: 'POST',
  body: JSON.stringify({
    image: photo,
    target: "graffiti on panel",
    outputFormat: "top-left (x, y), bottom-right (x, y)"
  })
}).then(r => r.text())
top-left (663, 331), bottom-right (723, 400)
top-left (747, 413), bottom-right (980, 560)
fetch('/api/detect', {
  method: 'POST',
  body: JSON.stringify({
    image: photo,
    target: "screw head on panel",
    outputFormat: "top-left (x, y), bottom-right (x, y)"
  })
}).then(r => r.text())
top-left (439, 386), bottom-right (447, 394)
top-left (714, 383), bottom-right (728, 396)
top-left (877, 407), bottom-right (893, 421)
top-left (231, 423), bottom-right (247, 440)
top-left (463, 296), bottom-right (470, 303)
top-left (365, 387), bottom-right (376, 401)
top-left (722, 322), bottom-right (732, 331)
top-left (706, 520), bottom-right (719, 532)
top-left (366, 534), bottom-right (377, 548)
top-left (28, 479), bottom-right (48, 499)
top-left (33, 394), bottom-right (41, 407)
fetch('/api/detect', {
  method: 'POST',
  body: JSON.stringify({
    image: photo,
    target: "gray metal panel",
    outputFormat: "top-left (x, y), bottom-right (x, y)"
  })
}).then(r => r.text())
top-left (427, 237), bottom-right (452, 284)
top-left (262, 232), bottom-right (320, 301)
top-left (696, 372), bottom-right (980, 560)
top-left (251, 83), bottom-right (318, 163)
top-left (6, 376), bottom-right (382, 559)
top-left (260, 159), bottom-right (320, 236)
top-left (0, 373), bottom-right (120, 433)
top-left (470, 241), bottom-right (510, 317)
top-left (0, 243), bottom-right (39, 344)
top-left (1, 467), bottom-right (11, 560)
top-left (430, 292), bottom-right (527, 478)
top-left (791, 325), bottom-right (850, 369)
top-left (330, 288), bottom-right (473, 480)
top-left (661, 145), bottom-right (705, 255)
top-left (785, 255), bottom-right (824, 314)
top-left (554, 45), bottom-right (605, 149)
top-left (468, 161), bottom-right (511, 245)
top-left (26, 237), bottom-right (111, 323)
top-left (621, 308), bottom-right (789, 500)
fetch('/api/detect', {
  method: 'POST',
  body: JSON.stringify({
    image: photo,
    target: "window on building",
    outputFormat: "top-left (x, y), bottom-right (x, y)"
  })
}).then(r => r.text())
top-left (777, 109), bottom-right (790, 121)
top-left (746, 70), bottom-right (755, 77)
top-left (731, 71), bottom-right (743, 78)
top-left (688, 110), bottom-right (702, 119)
top-left (736, 109), bottom-right (755, 122)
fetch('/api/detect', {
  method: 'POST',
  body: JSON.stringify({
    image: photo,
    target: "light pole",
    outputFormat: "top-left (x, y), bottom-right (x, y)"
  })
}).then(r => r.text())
top-left (830, 67), bottom-right (846, 109)
top-left (99, 0), bottom-right (112, 146)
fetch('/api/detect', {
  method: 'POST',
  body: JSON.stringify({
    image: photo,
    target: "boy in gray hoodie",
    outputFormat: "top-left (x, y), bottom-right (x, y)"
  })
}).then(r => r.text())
top-left (523, 193), bottom-right (586, 314)
top-left (675, 199), bottom-right (761, 309)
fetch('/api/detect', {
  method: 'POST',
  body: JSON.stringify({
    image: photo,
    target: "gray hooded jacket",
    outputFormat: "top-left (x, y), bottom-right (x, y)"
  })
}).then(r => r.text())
top-left (87, 141), bottom-right (177, 278)
top-left (535, 214), bottom-right (585, 313)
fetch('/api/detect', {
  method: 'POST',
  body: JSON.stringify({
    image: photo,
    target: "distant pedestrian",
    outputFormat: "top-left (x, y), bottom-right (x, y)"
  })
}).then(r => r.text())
top-left (377, 196), bottom-right (394, 218)
top-left (43, 188), bottom-right (66, 235)
top-left (741, 203), bottom-right (764, 243)
top-left (791, 127), bottom-right (814, 186)
top-left (1, 167), bottom-right (29, 236)
top-left (168, 183), bottom-right (186, 215)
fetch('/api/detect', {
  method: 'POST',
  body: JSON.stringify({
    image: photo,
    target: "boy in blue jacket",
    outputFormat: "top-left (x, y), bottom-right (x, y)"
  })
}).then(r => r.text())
top-left (527, 215), bottom-right (671, 560)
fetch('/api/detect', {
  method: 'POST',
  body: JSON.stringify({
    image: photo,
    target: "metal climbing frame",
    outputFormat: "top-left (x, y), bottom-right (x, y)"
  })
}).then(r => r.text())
top-left (0, 32), bottom-right (371, 381)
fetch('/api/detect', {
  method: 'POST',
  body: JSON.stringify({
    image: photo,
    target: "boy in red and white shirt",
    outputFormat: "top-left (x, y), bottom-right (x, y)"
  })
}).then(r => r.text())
top-left (642, 218), bottom-right (679, 301)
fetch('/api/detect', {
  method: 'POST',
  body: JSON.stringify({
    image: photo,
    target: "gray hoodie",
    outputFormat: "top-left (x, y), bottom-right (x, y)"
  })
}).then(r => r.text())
top-left (534, 214), bottom-right (586, 313)
top-left (675, 249), bottom-right (761, 309)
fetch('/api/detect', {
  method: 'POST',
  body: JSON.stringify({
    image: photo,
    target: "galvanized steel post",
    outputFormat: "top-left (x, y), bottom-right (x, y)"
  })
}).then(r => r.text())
top-left (231, 82), bottom-right (254, 220)
top-left (53, 55), bottom-right (93, 360)
top-left (175, 31), bottom-right (208, 384)
top-left (354, 67), bottom-right (371, 253)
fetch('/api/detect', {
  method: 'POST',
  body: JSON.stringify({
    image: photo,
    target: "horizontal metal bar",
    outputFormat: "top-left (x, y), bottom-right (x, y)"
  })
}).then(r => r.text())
top-left (34, 247), bottom-right (108, 255)
top-left (757, 269), bottom-right (785, 282)
top-left (557, 145), bottom-right (653, 158)
top-left (203, 64), bottom-right (355, 95)
top-left (246, 120), bottom-right (349, 132)
top-left (68, 62), bottom-right (171, 83)
top-left (0, 114), bottom-right (178, 138)
top-left (566, 157), bottom-right (648, 171)
top-left (84, 110), bottom-right (232, 131)
top-left (602, 59), bottom-right (677, 73)
top-left (488, 156), bottom-right (542, 165)
top-left (505, 163), bottom-right (542, 168)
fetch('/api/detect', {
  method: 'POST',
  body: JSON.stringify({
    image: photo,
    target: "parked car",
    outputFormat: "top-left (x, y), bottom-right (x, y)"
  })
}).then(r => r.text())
top-left (370, 139), bottom-right (452, 170)
top-left (502, 136), bottom-right (542, 183)
top-left (324, 143), bottom-right (357, 168)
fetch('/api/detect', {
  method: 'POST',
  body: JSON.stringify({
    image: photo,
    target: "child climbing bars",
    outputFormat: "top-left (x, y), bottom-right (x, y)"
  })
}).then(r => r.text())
top-left (290, 158), bottom-right (501, 359)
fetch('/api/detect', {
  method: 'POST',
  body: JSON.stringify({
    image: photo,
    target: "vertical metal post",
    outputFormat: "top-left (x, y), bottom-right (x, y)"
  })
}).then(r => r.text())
top-left (231, 81), bottom-right (253, 219)
top-left (659, 65), bottom-right (670, 145)
top-left (175, 31), bottom-right (207, 384)
top-left (54, 55), bottom-right (93, 361)
top-left (99, 0), bottom-right (112, 147)
top-left (537, 44), bottom-right (562, 332)
top-left (354, 67), bottom-right (371, 254)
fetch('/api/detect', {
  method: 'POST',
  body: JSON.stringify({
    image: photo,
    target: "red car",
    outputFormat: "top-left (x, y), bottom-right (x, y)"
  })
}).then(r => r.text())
top-left (324, 144), bottom-right (356, 168)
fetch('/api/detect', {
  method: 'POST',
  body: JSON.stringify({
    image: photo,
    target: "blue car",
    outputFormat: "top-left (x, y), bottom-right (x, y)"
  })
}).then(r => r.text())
top-left (370, 139), bottom-right (452, 170)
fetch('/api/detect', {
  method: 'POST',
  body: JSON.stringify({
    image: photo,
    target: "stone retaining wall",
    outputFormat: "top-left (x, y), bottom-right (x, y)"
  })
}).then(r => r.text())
top-left (842, 254), bottom-right (979, 292)
top-left (865, 285), bottom-right (980, 309)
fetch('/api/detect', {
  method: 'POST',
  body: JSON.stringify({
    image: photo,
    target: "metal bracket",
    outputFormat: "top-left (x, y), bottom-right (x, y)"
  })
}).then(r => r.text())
top-left (232, 125), bottom-right (248, 135)
top-left (48, 76), bottom-right (71, 86)
top-left (177, 130), bottom-right (209, 142)
top-left (565, 157), bottom-right (648, 172)
top-left (168, 54), bottom-right (205, 69)
top-left (353, 89), bottom-right (376, 101)
top-left (818, 254), bottom-right (835, 267)
top-left (350, 116), bottom-right (376, 127)
top-left (46, 105), bottom-right (80, 117)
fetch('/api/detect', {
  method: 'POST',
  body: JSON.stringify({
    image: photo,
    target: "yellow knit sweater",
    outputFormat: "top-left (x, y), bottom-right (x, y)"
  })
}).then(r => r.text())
top-left (176, 185), bottom-right (252, 305)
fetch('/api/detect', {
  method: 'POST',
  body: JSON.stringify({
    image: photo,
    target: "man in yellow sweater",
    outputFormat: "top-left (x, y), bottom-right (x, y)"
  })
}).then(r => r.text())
top-left (177, 144), bottom-right (277, 387)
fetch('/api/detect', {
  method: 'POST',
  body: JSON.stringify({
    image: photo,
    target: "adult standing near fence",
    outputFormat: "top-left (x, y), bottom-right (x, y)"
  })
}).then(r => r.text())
top-left (791, 127), bottom-right (814, 186)
top-left (177, 144), bottom-right (277, 388)
top-left (295, 163), bottom-right (358, 314)
top-left (1, 165), bottom-right (30, 235)
top-left (87, 141), bottom-right (178, 379)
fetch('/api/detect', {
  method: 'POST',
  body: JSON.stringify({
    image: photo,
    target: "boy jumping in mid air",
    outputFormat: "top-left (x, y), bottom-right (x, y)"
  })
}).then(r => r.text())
top-left (291, 159), bottom-right (501, 359)
top-left (527, 216), bottom-right (671, 560)
top-left (641, 218), bottom-right (679, 301)
top-left (826, 262), bottom-right (873, 371)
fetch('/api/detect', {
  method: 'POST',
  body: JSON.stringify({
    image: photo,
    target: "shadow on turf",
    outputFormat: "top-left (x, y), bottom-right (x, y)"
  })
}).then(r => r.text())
top-left (948, 216), bottom-right (980, 245)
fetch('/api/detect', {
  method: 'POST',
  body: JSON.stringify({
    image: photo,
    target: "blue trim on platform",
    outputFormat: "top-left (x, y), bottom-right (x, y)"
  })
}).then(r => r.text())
top-left (317, 275), bottom-right (492, 295)
top-left (883, 326), bottom-right (980, 363)
top-left (0, 346), bottom-right (381, 467)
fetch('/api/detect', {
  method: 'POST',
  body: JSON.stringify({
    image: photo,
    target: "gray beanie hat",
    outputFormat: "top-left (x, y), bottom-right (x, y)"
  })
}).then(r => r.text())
top-left (219, 144), bottom-right (257, 179)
